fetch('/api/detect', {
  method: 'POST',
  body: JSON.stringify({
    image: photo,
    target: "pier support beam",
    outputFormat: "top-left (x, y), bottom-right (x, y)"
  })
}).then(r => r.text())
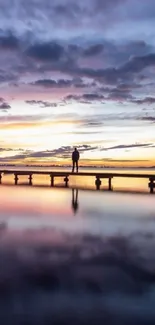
top-left (29, 174), bottom-right (33, 186)
top-left (149, 178), bottom-right (155, 194)
top-left (95, 176), bottom-right (101, 190)
top-left (50, 175), bottom-right (54, 187)
top-left (0, 173), bottom-right (2, 184)
top-left (64, 176), bottom-right (69, 187)
top-left (108, 177), bottom-right (113, 191)
top-left (14, 174), bottom-right (18, 185)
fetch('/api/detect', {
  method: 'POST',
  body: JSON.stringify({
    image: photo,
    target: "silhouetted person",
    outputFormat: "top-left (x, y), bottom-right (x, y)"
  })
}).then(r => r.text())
top-left (72, 189), bottom-right (79, 214)
top-left (72, 148), bottom-right (80, 173)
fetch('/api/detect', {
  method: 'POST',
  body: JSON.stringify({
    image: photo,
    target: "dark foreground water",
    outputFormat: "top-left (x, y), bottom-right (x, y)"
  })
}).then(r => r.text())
top-left (0, 185), bottom-right (155, 324)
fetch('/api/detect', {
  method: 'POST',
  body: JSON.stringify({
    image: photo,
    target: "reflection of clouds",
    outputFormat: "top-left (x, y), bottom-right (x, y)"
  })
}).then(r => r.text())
top-left (0, 221), bottom-right (7, 232)
top-left (0, 232), bottom-right (155, 323)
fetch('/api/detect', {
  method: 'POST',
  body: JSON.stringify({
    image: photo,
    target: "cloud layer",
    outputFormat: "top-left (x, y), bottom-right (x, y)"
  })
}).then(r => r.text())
top-left (0, 0), bottom-right (155, 165)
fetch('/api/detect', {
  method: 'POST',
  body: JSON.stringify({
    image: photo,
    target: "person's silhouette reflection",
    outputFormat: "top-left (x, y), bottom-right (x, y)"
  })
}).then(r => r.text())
top-left (72, 189), bottom-right (79, 214)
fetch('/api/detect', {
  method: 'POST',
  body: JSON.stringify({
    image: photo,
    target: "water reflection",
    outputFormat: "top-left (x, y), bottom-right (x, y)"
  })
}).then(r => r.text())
top-left (0, 186), bottom-right (155, 323)
top-left (71, 189), bottom-right (79, 214)
top-left (1, 230), bottom-right (155, 324)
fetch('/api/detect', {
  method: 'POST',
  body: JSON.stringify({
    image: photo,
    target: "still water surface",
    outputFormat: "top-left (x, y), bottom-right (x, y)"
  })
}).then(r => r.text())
top-left (0, 185), bottom-right (155, 324)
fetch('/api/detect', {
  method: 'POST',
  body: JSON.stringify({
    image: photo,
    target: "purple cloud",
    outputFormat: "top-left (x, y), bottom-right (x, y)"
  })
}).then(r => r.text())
top-left (64, 93), bottom-right (105, 103)
top-left (102, 143), bottom-right (153, 151)
top-left (0, 0), bottom-right (155, 158)
top-left (25, 100), bottom-right (57, 108)
top-left (0, 145), bottom-right (98, 161)
top-left (132, 97), bottom-right (155, 105)
top-left (0, 98), bottom-right (11, 110)
top-left (83, 44), bottom-right (104, 56)
top-left (26, 42), bottom-right (65, 62)
top-left (0, 31), bottom-right (19, 50)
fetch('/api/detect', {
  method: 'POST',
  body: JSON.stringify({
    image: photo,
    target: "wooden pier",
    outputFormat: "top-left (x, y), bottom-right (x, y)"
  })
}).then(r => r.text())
top-left (0, 170), bottom-right (155, 193)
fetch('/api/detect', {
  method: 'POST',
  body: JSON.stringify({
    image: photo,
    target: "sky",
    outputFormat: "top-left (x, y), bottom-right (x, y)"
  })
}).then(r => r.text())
top-left (0, 0), bottom-right (155, 167)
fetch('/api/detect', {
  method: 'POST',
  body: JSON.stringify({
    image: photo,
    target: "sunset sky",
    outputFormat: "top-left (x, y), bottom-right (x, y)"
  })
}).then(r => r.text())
top-left (0, 0), bottom-right (155, 166)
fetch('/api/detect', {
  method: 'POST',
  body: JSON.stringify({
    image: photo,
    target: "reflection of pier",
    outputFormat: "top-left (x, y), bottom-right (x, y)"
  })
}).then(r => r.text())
top-left (72, 189), bottom-right (79, 214)
top-left (0, 170), bottom-right (155, 193)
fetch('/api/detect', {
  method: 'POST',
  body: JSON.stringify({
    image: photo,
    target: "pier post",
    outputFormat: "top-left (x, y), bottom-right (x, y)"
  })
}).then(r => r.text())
top-left (0, 173), bottom-right (2, 184)
top-left (64, 176), bottom-right (69, 187)
top-left (14, 174), bottom-right (18, 185)
top-left (108, 177), bottom-right (112, 191)
top-left (149, 178), bottom-right (155, 194)
top-left (95, 176), bottom-right (101, 190)
top-left (29, 174), bottom-right (33, 186)
top-left (50, 175), bottom-right (54, 187)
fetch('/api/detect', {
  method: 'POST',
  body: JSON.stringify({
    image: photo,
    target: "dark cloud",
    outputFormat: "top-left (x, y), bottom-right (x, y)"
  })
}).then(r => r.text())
top-left (0, 30), bottom-right (154, 92)
top-left (0, 147), bottom-right (23, 152)
top-left (120, 53), bottom-right (155, 74)
top-left (67, 66), bottom-right (119, 85)
top-left (0, 145), bottom-right (98, 161)
top-left (31, 79), bottom-right (72, 88)
top-left (82, 93), bottom-right (104, 101)
top-left (23, 51), bottom-right (155, 87)
top-left (132, 97), bottom-right (155, 105)
top-left (25, 100), bottom-right (57, 108)
top-left (83, 44), bottom-right (104, 56)
top-left (64, 95), bottom-right (78, 101)
top-left (106, 40), bottom-right (154, 67)
top-left (61, 53), bottom-right (155, 86)
top-left (4, 142), bottom-right (153, 163)
top-left (64, 86), bottom-right (133, 103)
top-left (99, 83), bottom-right (142, 95)
top-left (140, 116), bottom-right (155, 122)
top-left (0, 102), bottom-right (11, 110)
top-left (107, 87), bottom-right (133, 101)
top-left (30, 78), bottom-right (95, 89)
top-left (0, 71), bottom-right (17, 84)
top-left (99, 85), bottom-right (154, 103)
top-left (0, 31), bottom-right (19, 50)
top-left (74, 79), bottom-right (97, 89)
top-left (26, 42), bottom-right (65, 62)
top-left (102, 143), bottom-right (153, 151)
top-left (64, 93), bottom-right (104, 103)
top-left (0, 0), bottom-right (154, 141)
top-left (0, 98), bottom-right (11, 110)
top-left (118, 83), bottom-right (141, 90)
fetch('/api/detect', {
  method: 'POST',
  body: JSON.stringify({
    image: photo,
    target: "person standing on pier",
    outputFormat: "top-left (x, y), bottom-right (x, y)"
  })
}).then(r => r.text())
top-left (72, 148), bottom-right (80, 172)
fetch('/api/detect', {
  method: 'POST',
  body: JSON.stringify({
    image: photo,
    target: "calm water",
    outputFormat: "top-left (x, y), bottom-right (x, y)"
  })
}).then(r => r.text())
top-left (1, 166), bottom-right (155, 192)
top-left (0, 185), bottom-right (155, 324)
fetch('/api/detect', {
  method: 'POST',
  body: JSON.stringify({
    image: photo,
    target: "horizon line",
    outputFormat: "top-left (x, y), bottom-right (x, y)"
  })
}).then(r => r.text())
top-left (0, 164), bottom-right (155, 169)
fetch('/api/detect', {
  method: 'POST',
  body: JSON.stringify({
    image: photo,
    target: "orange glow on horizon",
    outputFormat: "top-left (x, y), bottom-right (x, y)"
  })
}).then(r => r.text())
top-left (1, 157), bottom-right (155, 167)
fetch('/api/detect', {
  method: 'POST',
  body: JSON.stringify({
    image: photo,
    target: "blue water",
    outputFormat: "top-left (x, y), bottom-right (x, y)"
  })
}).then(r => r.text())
top-left (0, 185), bottom-right (155, 324)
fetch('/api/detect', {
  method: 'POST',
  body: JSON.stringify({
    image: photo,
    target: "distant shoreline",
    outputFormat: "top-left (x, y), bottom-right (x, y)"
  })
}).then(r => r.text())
top-left (0, 164), bottom-right (155, 169)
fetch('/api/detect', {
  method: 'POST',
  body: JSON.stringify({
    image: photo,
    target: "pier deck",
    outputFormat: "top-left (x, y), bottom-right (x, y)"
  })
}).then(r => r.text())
top-left (0, 170), bottom-right (155, 193)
